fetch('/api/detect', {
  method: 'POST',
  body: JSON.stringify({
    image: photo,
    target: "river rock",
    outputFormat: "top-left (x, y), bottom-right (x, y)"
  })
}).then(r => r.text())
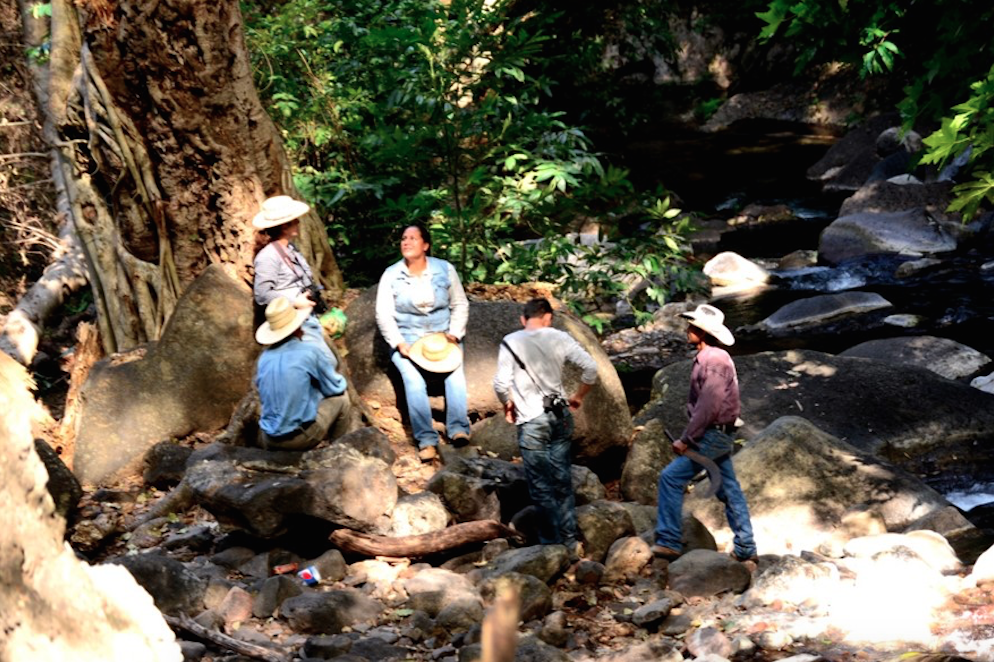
top-left (844, 530), bottom-right (962, 572)
top-left (74, 265), bottom-right (258, 485)
top-left (807, 114), bottom-right (901, 192)
top-left (479, 572), bottom-right (552, 622)
top-left (839, 180), bottom-right (958, 224)
top-left (388, 491), bottom-right (450, 537)
top-left (742, 554), bottom-right (840, 608)
top-left (282, 589), bottom-right (383, 634)
top-left (473, 545), bottom-right (568, 584)
top-left (683, 417), bottom-right (951, 555)
top-left (185, 441), bottom-right (397, 537)
top-left (621, 418), bottom-right (676, 505)
top-left (755, 291), bottom-right (892, 333)
top-left (401, 567), bottom-right (481, 617)
top-left (819, 210), bottom-right (958, 265)
top-left (667, 549), bottom-right (751, 597)
top-left (108, 552), bottom-right (207, 615)
top-left (576, 500), bottom-right (636, 563)
top-left (703, 251), bottom-right (770, 290)
top-left (603, 536), bottom-right (652, 583)
top-left (34, 438), bottom-right (81, 523)
top-left (840, 336), bottom-right (991, 381)
top-left (343, 291), bottom-right (633, 460)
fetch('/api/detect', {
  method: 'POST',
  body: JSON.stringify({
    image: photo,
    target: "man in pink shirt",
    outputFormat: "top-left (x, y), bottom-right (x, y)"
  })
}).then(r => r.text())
top-left (653, 304), bottom-right (757, 565)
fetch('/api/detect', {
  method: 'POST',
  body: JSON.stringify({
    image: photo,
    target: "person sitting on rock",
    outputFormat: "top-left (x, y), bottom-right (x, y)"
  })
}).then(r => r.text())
top-left (254, 297), bottom-right (351, 450)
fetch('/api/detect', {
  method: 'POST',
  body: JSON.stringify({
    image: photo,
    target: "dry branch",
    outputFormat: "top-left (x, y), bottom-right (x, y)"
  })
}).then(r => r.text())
top-left (330, 520), bottom-right (523, 558)
top-left (163, 613), bottom-right (288, 662)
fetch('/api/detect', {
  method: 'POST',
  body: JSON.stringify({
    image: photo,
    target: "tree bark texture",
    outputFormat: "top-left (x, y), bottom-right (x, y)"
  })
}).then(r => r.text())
top-left (40, 0), bottom-right (342, 354)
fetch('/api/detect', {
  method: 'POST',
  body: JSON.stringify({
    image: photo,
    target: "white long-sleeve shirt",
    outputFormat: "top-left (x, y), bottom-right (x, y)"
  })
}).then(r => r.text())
top-left (493, 327), bottom-right (597, 424)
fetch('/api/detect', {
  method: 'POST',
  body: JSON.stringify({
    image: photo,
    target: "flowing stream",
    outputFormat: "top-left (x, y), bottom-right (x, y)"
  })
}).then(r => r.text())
top-left (615, 118), bottom-right (994, 509)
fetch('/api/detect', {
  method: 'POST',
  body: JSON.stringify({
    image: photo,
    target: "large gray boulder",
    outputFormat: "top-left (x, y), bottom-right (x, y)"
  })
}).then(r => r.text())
top-left (819, 210), bottom-right (958, 265)
top-left (185, 441), bottom-right (397, 537)
top-left (344, 291), bottom-right (633, 459)
top-left (638, 349), bottom-right (994, 471)
top-left (74, 265), bottom-right (258, 485)
top-left (806, 114), bottom-right (905, 192)
top-left (683, 416), bottom-right (952, 555)
top-left (840, 335), bottom-right (991, 381)
top-left (754, 291), bottom-right (893, 334)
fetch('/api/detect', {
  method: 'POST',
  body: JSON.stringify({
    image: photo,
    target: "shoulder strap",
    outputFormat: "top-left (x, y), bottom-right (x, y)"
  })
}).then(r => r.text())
top-left (271, 242), bottom-right (311, 286)
top-left (501, 339), bottom-right (549, 398)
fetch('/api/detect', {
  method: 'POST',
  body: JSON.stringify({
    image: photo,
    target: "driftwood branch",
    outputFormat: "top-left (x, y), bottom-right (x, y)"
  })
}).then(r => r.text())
top-left (163, 613), bottom-right (288, 662)
top-left (330, 520), bottom-right (523, 558)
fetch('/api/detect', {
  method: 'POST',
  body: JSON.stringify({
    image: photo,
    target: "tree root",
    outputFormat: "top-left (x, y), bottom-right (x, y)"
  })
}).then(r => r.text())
top-left (127, 480), bottom-right (193, 531)
top-left (163, 613), bottom-right (288, 662)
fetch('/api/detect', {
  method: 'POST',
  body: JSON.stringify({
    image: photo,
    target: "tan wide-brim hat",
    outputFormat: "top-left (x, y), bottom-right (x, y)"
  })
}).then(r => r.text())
top-left (252, 195), bottom-right (310, 229)
top-left (256, 297), bottom-right (311, 345)
top-left (680, 303), bottom-right (735, 346)
top-left (408, 332), bottom-right (463, 373)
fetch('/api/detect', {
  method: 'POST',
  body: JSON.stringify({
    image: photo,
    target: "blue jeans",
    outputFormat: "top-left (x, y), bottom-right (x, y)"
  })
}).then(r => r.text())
top-left (655, 428), bottom-right (756, 559)
top-left (518, 410), bottom-right (577, 546)
top-left (391, 350), bottom-right (470, 449)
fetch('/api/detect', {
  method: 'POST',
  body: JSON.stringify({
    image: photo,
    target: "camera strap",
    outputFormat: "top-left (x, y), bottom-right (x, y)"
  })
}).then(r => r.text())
top-left (500, 339), bottom-right (553, 400)
top-left (272, 241), bottom-right (313, 288)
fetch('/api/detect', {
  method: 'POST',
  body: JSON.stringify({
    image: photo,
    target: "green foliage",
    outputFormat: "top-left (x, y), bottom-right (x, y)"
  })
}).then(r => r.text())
top-left (492, 195), bottom-right (705, 332)
top-left (757, 0), bottom-right (994, 220)
top-left (245, 0), bottom-right (701, 312)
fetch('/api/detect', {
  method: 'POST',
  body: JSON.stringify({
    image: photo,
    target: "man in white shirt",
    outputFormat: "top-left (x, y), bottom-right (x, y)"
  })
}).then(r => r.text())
top-left (493, 298), bottom-right (598, 561)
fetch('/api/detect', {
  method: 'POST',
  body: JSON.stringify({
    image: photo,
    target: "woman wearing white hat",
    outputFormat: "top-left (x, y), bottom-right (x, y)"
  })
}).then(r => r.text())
top-left (252, 195), bottom-right (333, 361)
top-left (375, 223), bottom-right (471, 461)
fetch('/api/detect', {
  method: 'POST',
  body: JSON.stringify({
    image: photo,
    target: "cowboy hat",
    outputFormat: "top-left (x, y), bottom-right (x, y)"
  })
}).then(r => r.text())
top-left (680, 304), bottom-right (735, 346)
top-left (256, 297), bottom-right (311, 345)
top-left (252, 195), bottom-right (310, 229)
top-left (408, 333), bottom-right (463, 373)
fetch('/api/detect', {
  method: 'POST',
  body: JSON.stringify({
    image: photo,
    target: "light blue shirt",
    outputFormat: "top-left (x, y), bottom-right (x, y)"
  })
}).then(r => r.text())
top-left (255, 337), bottom-right (347, 436)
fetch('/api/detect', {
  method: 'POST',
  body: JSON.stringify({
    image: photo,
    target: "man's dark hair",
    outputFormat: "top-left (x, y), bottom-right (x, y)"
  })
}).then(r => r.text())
top-left (523, 298), bottom-right (553, 320)
top-left (689, 323), bottom-right (720, 346)
top-left (403, 223), bottom-right (432, 249)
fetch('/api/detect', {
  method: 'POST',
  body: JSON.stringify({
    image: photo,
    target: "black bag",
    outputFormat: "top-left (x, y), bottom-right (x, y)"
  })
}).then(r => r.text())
top-left (306, 282), bottom-right (328, 315)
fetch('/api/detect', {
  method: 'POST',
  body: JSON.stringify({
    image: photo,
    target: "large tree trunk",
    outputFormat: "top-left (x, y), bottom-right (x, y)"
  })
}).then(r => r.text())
top-left (36, 0), bottom-right (342, 354)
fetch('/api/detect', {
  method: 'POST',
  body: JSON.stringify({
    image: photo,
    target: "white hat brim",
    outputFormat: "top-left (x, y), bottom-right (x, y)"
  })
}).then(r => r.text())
top-left (408, 337), bottom-right (463, 373)
top-left (252, 199), bottom-right (310, 229)
top-left (255, 307), bottom-right (312, 345)
top-left (681, 312), bottom-right (735, 346)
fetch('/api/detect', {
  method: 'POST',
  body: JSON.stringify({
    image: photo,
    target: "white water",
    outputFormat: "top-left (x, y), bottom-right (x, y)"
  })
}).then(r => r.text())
top-left (943, 483), bottom-right (994, 511)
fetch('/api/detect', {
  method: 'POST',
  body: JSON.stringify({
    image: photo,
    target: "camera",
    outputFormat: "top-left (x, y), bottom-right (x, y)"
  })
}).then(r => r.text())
top-left (543, 394), bottom-right (569, 418)
top-left (306, 282), bottom-right (328, 315)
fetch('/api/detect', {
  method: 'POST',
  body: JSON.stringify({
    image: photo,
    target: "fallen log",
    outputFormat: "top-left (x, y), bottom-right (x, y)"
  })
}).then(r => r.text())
top-left (330, 520), bottom-right (523, 558)
top-left (163, 613), bottom-right (287, 662)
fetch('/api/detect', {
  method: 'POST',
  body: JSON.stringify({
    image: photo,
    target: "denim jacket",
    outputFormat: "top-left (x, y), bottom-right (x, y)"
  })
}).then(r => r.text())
top-left (376, 256), bottom-right (468, 347)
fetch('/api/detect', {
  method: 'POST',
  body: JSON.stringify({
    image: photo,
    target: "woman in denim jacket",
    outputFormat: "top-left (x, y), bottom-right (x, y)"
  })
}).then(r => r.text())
top-left (375, 224), bottom-right (471, 461)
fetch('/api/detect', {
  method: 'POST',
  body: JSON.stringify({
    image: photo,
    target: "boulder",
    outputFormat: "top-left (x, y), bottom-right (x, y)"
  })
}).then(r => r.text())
top-left (185, 441), bottom-right (396, 537)
top-left (819, 210), bottom-right (957, 265)
top-left (640, 349), bottom-right (994, 471)
top-left (843, 530), bottom-right (962, 573)
top-left (683, 417), bottom-right (952, 555)
top-left (576, 500), bottom-right (635, 563)
top-left (806, 114), bottom-right (903, 192)
top-left (344, 291), bottom-right (633, 459)
top-left (388, 491), bottom-right (450, 537)
top-left (281, 589), bottom-right (382, 634)
top-left (602, 536), bottom-right (652, 583)
top-left (142, 441), bottom-right (193, 488)
top-left (401, 567), bottom-right (481, 617)
top-left (427, 455), bottom-right (530, 523)
top-left (621, 418), bottom-right (676, 505)
top-left (840, 336), bottom-right (991, 381)
top-left (108, 552), bottom-right (207, 615)
top-left (839, 180), bottom-right (958, 224)
top-left (702, 251), bottom-right (770, 289)
top-left (742, 554), bottom-right (840, 608)
top-left (74, 265), bottom-right (258, 485)
top-left (666, 549), bottom-right (751, 597)
top-left (473, 545), bottom-right (568, 584)
top-left (479, 572), bottom-right (553, 622)
top-left (756, 291), bottom-right (893, 333)
top-left (973, 372), bottom-right (994, 395)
